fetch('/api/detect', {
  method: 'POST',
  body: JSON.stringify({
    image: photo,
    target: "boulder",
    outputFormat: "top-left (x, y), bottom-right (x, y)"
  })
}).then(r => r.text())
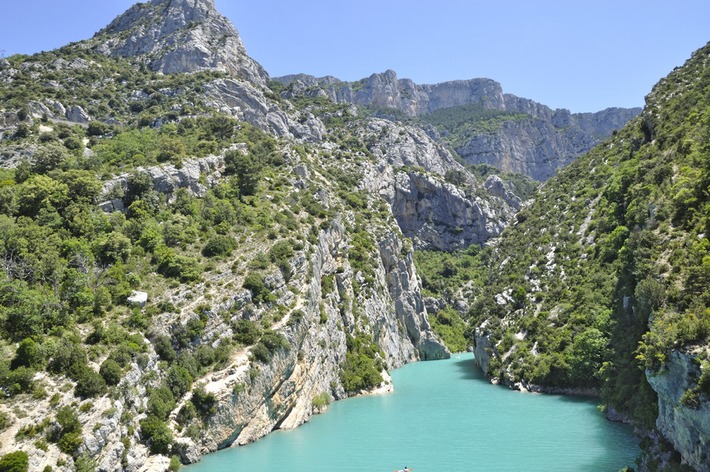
top-left (127, 291), bottom-right (148, 307)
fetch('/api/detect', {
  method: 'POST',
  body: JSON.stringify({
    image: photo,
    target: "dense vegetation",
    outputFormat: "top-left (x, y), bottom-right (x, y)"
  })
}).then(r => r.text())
top-left (3, 4), bottom-right (706, 469)
top-left (417, 103), bottom-right (529, 148)
top-left (469, 43), bottom-right (710, 435)
top-left (0, 34), bottom-right (410, 467)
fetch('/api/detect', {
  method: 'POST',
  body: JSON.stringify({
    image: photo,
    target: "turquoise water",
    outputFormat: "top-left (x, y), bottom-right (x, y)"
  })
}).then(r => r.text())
top-left (186, 353), bottom-right (639, 472)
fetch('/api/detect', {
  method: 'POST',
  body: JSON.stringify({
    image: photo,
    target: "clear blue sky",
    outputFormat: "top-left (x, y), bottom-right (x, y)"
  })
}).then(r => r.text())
top-left (0, 1), bottom-right (708, 112)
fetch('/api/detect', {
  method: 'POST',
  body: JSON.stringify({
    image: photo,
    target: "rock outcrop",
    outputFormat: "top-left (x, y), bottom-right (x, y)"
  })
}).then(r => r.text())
top-left (456, 105), bottom-right (641, 181)
top-left (171, 214), bottom-right (448, 463)
top-left (645, 350), bottom-right (710, 471)
top-left (275, 71), bottom-right (641, 180)
top-left (357, 119), bottom-right (520, 251)
top-left (275, 70), bottom-right (506, 116)
top-left (93, 0), bottom-right (268, 86)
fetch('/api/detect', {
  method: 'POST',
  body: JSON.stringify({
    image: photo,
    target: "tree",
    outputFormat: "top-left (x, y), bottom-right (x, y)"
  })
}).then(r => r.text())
top-left (148, 386), bottom-right (176, 421)
top-left (52, 406), bottom-right (82, 455)
top-left (0, 451), bottom-right (29, 472)
top-left (224, 150), bottom-right (262, 197)
top-left (57, 170), bottom-right (103, 204)
top-left (74, 367), bottom-right (108, 398)
top-left (87, 121), bottom-right (110, 137)
top-left (125, 171), bottom-right (154, 205)
top-left (99, 359), bottom-right (123, 386)
top-left (31, 143), bottom-right (68, 174)
top-left (139, 415), bottom-right (173, 454)
top-left (153, 335), bottom-right (176, 362)
top-left (93, 232), bottom-right (131, 265)
top-left (570, 328), bottom-right (608, 386)
top-left (11, 338), bottom-right (42, 369)
top-left (202, 235), bottom-right (236, 257)
top-left (190, 385), bottom-right (217, 417)
top-left (166, 365), bottom-right (193, 399)
top-left (16, 175), bottom-right (69, 217)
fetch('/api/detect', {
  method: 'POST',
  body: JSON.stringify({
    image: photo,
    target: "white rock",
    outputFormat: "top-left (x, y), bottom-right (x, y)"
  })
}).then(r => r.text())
top-left (127, 291), bottom-right (148, 307)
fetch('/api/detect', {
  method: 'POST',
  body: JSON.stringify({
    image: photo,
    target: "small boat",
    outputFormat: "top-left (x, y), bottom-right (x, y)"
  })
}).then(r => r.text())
top-left (394, 468), bottom-right (413, 472)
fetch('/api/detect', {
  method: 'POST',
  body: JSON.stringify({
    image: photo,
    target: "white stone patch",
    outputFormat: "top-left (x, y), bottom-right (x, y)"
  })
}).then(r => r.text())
top-left (127, 290), bottom-right (148, 307)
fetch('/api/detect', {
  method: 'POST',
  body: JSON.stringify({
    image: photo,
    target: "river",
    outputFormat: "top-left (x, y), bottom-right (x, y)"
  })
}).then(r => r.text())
top-left (185, 353), bottom-right (639, 471)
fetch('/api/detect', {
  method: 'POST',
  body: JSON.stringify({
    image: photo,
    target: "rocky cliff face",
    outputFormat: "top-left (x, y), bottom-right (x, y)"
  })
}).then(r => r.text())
top-left (456, 105), bottom-right (641, 181)
top-left (275, 70), bottom-right (506, 116)
top-left (170, 214), bottom-right (448, 465)
top-left (93, 0), bottom-right (268, 86)
top-left (275, 71), bottom-right (640, 180)
top-left (354, 118), bottom-right (520, 250)
top-left (645, 350), bottom-right (710, 471)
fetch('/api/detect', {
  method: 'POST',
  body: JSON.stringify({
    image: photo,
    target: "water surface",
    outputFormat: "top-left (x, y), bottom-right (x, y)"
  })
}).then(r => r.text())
top-left (186, 353), bottom-right (639, 472)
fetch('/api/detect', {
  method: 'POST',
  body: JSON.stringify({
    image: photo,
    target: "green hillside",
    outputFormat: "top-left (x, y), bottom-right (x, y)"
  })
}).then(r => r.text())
top-left (471, 42), bottom-right (710, 467)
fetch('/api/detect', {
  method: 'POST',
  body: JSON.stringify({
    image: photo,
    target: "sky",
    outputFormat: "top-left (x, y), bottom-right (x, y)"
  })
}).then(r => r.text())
top-left (0, 1), bottom-right (708, 112)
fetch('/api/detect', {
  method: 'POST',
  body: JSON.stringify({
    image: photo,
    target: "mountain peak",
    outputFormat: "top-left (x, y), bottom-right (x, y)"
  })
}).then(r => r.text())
top-left (93, 0), bottom-right (268, 85)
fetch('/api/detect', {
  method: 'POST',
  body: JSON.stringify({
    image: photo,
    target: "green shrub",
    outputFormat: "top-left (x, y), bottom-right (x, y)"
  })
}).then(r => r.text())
top-left (0, 366), bottom-right (35, 396)
top-left (58, 431), bottom-right (83, 455)
top-left (0, 411), bottom-right (12, 432)
top-left (312, 391), bottom-right (331, 410)
top-left (153, 335), bottom-right (176, 362)
top-left (51, 406), bottom-right (82, 455)
top-left (99, 359), bottom-right (123, 386)
top-left (148, 386), bottom-right (176, 421)
top-left (169, 455), bottom-right (181, 472)
top-left (0, 451), bottom-right (29, 472)
top-left (11, 338), bottom-right (43, 369)
top-left (233, 319), bottom-right (262, 345)
top-left (139, 415), bottom-right (173, 454)
top-left (75, 367), bottom-right (107, 399)
top-left (340, 333), bottom-right (384, 393)
top-left (242, 273), bottom-right (272, 304)
top-left (251, 343), bottom-right (271, 363)
top-left (166, 365), bottom-right (193, 399)
top-left (176, 402), bottom-right (196, 426)
top-left (194, 345), bottom-right (216, 367)
top-left (202, 235), bottom-right (236, 257)
top-left (190, 385), bottom-right (217, 417)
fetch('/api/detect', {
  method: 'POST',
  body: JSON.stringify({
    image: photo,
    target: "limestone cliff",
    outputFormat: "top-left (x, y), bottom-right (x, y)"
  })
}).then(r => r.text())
top-left (275, 71), bottom-right (640, 180)
top-left (93, 0), bottom-right (268, 86)
top-left (171, 214), bottom-right (448, 465)
top-left (456, 105), bottom-right (641, 181)
top-left (274, 70), bottom-right (505, 116)
top-left (356, 119), bottom-right (520, 251)
top-left (645, 350), bottom-right (710, 471)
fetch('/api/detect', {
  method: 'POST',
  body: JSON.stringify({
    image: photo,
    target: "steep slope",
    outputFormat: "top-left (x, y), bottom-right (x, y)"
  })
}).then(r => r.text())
top-left (0, 1), bottom-right (550, 470)
top-left (274, 70), bottom-right (641, 180)
top-left (93, 0), bottom-right (268, 86)
top-left (471, 42), bottom-right (710, 470)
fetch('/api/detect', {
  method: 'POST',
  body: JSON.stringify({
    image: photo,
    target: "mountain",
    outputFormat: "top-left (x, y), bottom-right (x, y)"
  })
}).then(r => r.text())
top-left (0, 1), bottom-right (540, 470)
top-left (274, 70), bottom-right (641, 180)
top-left (93, 0), bottom-right (268, 86)
top-left (469, 42), bottom-right (710, 470)
top-left (0, 0), bottom-right (657, 470)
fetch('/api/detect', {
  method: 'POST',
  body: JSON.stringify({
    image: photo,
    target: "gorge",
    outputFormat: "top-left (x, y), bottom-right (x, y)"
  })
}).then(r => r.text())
top-left (0, 1), bottom-right (708, 471)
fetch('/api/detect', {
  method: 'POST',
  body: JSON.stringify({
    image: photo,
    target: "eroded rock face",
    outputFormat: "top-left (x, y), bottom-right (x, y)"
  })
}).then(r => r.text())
top-left (175, 217), bottom-right (448, 462)
top-left (385, 171), bottom-right (502, 250)
top-left (646, 350), bottom-right (710, 471)
top-left (94, 0), bottom-right (268, 86)
top-left (276, 70), bottom-right (505, 116)
top-left (456, 107), bottom-right (642, 181)
top-left (360, 119), bottom-right (520, 251)
top-left (203, 78), bottom-right (326, 140)
top-left (275, 72), bottom-right (641, 181)
top-left (99, 153), bottom-right (226, 211)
